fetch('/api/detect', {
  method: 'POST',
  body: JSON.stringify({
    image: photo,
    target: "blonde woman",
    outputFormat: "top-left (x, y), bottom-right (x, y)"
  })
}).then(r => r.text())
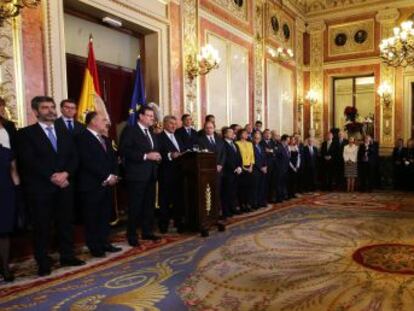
top-left (343, 136), bottom-right (358, 192)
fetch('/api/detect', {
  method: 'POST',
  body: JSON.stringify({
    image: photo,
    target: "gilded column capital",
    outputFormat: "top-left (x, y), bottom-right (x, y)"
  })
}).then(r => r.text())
top-left (375, 8), bottom-right (400, 24)
top-left (307, 21), bottom-right (326, 34)
top-left (295, 18), bottom-right (306, 34)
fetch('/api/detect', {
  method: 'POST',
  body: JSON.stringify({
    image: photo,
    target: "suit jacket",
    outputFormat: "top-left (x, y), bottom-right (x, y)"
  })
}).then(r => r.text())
top-left (357, 143), bottom-right (378, 165)
top-left (393, 147), bottom-right (407, 165)
top-left (321, 140), bottom-right (338, 161)
top-left (277, 143), bottom-right (290, 174)
top-left (223, 140), bottom-right (242, 175)
top-left (303, 145), bottom-right (318, 169)
top-left (175, 127), bottom-right (198, 151)
top-left (0, 117), bottom-right (17, 151)
top-left (253, 144), bottom-right (267, 170)
top-left (55, 117), bottom-right (85, 136)
top-left (157, 131), bottom-right (185, 184)
top-left (198, 135), bottom-right (226, 166)
top-left (260, 139), bottom-right (276, 167)
top-left (17, 123), bottom-right (78, 194)
top-left (76, 129), bottom-right (118, 192)
top-left (119, 124), bottom-right (159, 182)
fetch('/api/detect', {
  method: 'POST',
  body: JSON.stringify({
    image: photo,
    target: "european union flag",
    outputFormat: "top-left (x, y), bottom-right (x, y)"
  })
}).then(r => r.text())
top-left (128, 57), bottom-right (146, 125)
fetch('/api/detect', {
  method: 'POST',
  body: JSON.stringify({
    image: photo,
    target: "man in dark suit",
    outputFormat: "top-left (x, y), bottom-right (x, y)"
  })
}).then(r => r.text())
top-left (358, 135), bottom-right (378, 192)
top-left (320, 132), bottom-right (338, 190)
top-left (157, 115), bottom-right (185, 233)
top-left (76, 111), bottom-right (121, 257)
top-left (221, 127), bottom-right (242, 218)
top-left (392, 138), bottom-right (406, 190)
top-left (17, 96), bottom-right (85, 276)
top-left (119, 106), bottom-right (161, 246)
top-left (260, 129), bottom-right (277, 202)
top-left (175, 114), bottom-right (198, 151)
top-left (253, 131), bottom-right (267, 209)
top-left (302, 137), bottom-right (318, 192)
top-left (55, 99), bottom-right (85, 136)
top-left (198, 121), bottom-right (226, 169)
top-left (276, 134), bottom-right (290, 202)
top-left (336, 131), bottom-right (348, 188)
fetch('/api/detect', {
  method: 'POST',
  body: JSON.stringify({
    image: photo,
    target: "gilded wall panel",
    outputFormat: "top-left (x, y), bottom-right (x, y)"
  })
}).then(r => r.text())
top-left (254, 0), bottom-right (264, 122)
top-left (265, 1), bottom-right (294, 50)
top-left (211, 0), bottom-right (248, 21)
top-left (328, 19), bottom-right (375, 58)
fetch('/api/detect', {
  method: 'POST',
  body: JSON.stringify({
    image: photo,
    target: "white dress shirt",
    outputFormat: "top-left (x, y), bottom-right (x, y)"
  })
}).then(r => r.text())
top-left (343, 144), bottom-right (358, 163)
top-left (0, 127), bottom-right (10, 149)
top-left (38, 122), bottom-right (57, 139)
top-left (62, 117), bottom-right (75, 129)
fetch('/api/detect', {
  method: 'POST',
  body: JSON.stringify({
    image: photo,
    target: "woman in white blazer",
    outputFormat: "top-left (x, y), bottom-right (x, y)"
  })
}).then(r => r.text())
top-left (343, 136), bottom-right (358, 192)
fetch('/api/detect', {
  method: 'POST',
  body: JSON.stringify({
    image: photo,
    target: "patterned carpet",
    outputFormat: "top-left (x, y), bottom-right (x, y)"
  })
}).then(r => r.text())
top-left (1, 192), bottom-right (414, 311)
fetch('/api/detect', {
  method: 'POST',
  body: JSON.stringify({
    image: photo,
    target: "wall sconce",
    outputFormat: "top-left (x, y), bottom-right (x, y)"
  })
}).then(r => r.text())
top-left (377, 82), bottom-right (392, 108)
top-left (0, 0), bottom-right (41, 26)
top-left (186, 44), bottom-right (220, 81)
top-left (306, 89), bottom-right (318, 105)
top-left (268, 47), bottom-right (294, 62)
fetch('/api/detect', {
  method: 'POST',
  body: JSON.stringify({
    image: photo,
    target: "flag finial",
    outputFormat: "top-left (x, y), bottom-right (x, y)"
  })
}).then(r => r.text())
top-left (89, 34), bottom-right (93, 42)
top-left (137, 53), bottom-right (141, 60)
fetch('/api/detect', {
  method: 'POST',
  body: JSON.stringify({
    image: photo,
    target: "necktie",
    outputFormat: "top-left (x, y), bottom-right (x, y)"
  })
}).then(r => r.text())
top-left (45, 126), bottom-right (57, 152)
top-left (187, 128), bottom-right (191, 136)
top-left (98, 135), bottom-right (107, 152)
top-left (67, 120), bottom-right (74, 131)
top-left (231, 141), bottom-right (237, 152)
top-left (209, 136), bottom-right (215, 146)
top-left (144, 129), bottom-right (154, 149)
top-left (309, 146), bottom-right (313, 156)
top-left (256, 145), bottom-right (261, 154)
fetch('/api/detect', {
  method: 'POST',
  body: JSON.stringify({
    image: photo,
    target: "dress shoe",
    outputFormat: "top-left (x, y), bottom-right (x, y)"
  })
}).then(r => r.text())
top-left (104, 244), bottom-right (122, 253)
top-left (60, 257), bottom-right (86, 267)
top-left (128, 239), bottom-right (140, 247)
top-left (37, 265), bottom-right (51, 277)
top-left (1, 267), bottom-right (15, 282)
top-left (90, 250), bottom-right (106, 258)
top-left (141, 234), bottom-right (161, 241)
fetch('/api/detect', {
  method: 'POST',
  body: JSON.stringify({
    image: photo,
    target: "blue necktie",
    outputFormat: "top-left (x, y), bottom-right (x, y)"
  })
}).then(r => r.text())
top-left (67, 120), bottom-right (74, 131)
top-left (46, 126), bottom-right (57, 152)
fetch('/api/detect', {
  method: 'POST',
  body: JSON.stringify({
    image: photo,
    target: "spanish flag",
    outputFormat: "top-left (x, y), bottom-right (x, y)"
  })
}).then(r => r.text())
top-left (77, 35), bottom-right (109, 123)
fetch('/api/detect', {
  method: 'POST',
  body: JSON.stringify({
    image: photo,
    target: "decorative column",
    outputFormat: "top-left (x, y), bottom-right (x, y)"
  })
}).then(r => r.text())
top-left (295, 18), bottom-right (306, 136)
top-left (307, 21), bottom-right (325, 139)
top-left (254, 0), bottom-right (265, 124)
top-left (0, 17), bottom-right (26, 127)
top-left (182, 0), bottom-right (200, 127)
top-left (376, 8), bottom-right (399, 149)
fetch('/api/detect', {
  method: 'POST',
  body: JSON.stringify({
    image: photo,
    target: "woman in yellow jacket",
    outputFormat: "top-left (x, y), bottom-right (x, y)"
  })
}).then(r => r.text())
top-left (235, 129), bottom-right (255, 213)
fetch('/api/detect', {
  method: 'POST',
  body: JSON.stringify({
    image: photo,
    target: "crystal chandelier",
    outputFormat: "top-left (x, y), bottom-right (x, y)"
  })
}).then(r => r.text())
top-left (268, 47), bottom-right (294, 62)
top-left (0, 0), bottom-right (41, 26)
top-left (379, 20), bottom-right (414, 67)
top-left (186, 44), bottom-right (221, 81)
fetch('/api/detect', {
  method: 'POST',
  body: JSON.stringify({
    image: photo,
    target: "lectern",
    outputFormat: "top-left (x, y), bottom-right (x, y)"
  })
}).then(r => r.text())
top-left (179, 151), bottom-right (222, 236)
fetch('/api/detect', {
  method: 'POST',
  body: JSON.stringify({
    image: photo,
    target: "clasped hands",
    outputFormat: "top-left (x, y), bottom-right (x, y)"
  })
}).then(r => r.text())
top-left (51, 172), bottom-right (69, 188)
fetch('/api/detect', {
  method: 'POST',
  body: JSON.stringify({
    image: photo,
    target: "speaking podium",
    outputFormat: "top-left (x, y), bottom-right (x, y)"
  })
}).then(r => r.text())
top-left (179, 151), bottom-right (224, 236)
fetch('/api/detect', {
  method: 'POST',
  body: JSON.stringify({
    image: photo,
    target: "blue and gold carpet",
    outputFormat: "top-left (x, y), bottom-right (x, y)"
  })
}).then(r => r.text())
top-left (2, 192), bottom-right (414, 311)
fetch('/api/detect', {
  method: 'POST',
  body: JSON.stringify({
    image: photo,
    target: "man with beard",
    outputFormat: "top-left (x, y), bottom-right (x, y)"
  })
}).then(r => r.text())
top-left (17, 96), bottom-right (84, 276)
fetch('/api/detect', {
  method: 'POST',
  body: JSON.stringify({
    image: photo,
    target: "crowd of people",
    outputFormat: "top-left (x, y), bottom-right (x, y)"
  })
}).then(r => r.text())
top-left (1, 95), bottom-right (414, 283)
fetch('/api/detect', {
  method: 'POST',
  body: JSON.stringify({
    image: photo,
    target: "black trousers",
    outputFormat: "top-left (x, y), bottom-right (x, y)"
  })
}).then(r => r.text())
top-left (322, 159), bottom-right (335, 190)
top-left (288, 170), bottom-right (299, 197)
top-left (359, 162), bottom-right (375, 191)
top-left (303, 167), bottom-right (317, 191)
top-left (221, 172), bottom-right (238, 217)
top-left (277, 170), bottom-right (288, 201)
top-left (253, 169), bottom-right (267, 207)
top-left (29, 187), bottom-right (75, 266)
top-left (238, 171), bottom-right (254, 207)
top-left (80, 187), bottom-right (112, 253)
top-left (158, 178), bottom-right (184, 229)
top-left (126, 180), bottom-right (156, 239)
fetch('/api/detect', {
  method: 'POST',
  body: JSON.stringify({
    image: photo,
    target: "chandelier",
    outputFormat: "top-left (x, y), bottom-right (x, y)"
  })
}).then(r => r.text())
top-left (0, 0), bottom-right (41, 26)
top-left (379, 20), bottom-right (414, 67)
top-left (186, 44), bottom-right (220, 81)
top-left (268, 47), bottom-right (294, 62)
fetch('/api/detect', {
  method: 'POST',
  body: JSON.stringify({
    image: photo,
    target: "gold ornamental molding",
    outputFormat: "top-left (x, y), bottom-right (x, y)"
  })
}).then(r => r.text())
top-left (295, 17), bottom-right (305, 136)
top-left (254, 0), bottom-right (264, 124)
top-left (376, 8), bottom-right (400, 147)
top-left (182, 0), bottom-right (200, 127)
top-left (211, 0), bottom-right (248, 22)
top-left (0, 17), bottom-right (26, 127)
